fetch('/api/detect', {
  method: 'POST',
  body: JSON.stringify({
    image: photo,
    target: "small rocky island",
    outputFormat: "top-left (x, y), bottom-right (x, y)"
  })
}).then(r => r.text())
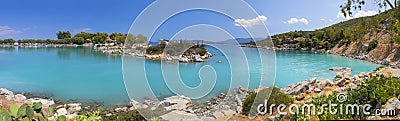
top-left (96, 40), bottom-right (213, 63)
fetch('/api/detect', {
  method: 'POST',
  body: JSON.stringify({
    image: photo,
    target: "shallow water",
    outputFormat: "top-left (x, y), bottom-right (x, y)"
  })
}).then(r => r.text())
top-left (0, 46), bottom-right (380, 105)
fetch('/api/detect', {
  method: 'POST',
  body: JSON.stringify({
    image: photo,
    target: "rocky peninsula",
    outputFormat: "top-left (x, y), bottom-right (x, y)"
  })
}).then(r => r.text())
top-left (96, 40), bottom-right (213, 63)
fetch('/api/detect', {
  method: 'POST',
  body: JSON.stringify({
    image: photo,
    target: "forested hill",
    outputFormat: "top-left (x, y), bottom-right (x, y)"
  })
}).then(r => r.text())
top-left (270, 8), bottom-right (400, 50)
top-left (265, 8), bottom-right (400, 68)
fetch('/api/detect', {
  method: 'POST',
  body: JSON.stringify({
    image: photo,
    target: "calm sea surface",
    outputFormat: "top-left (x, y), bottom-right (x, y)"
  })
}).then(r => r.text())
top-left (0, 46), bottom-right (380, 105)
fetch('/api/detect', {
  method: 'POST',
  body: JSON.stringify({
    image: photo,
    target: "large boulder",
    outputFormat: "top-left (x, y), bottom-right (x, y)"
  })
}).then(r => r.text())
top-left (160, 110), bottom-right (203, 121)
top-left (310, 77), bottom-right (317, 84)
top-left (26, 98), bottom-right (55, 107)
top-left (159, 95), bottom-right (192, 111)
top-left (66, 103), bottom-right (82, 114)
top-left (114, 107), bottom-right (128, 113)
top-left (280, 80), bottom-right (310, 95)
top-left (13, 94), bottom-right (27, 102)
top-left (316, 79), bottom-right (334, 90)
top-left (333, 68), bottom-right (352, 81)
top-left (296, 93), bottom-right (307, 101)
top-left (383, 97), bottom-right (400, 111)
top-left (335, 78), bottom-right (351, 87)
top-left (0, 88), bottom-right (15, 100)
top-left (56, 108), bottom-right (68, 116)
top-left (129, 99), bottom-right (146, 109)
top-left (333, 87), bottom-right (348, 93)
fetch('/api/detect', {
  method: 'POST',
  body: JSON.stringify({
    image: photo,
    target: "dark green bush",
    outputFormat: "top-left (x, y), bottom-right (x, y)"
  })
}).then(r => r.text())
top-left (104, 110), bottom-right (145, 121)
top-left (242, 87), bottom-right (294, 116)
top-left (366, 40), bottom-right (378, 51)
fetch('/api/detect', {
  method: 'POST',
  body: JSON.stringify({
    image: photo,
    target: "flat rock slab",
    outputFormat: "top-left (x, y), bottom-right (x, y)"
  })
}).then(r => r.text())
top-left (160, 110), bottom-right (215, 121)
top-left (388, 68), bottom-right (400, 77)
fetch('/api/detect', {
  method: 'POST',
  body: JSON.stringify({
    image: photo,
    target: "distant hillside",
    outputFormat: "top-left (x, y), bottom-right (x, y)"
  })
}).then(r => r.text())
top-left (261, 8), bottom-right (400, 67)
top-left (272, 8), bottom-right (399, 49)
top-left (219, 38), bottom-right (265, 44)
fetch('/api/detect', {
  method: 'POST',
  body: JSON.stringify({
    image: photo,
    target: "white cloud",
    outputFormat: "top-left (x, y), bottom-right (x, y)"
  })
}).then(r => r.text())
top-left (74, 28), bottom-right (93, 34)
top-left (287, 18), bottom-right (309, 25)
top-left (337, 10), bottom-right (378, 20)
top-left (234, 15), bottom-right (267, 27)
top-left (320, 18), bottom-right (326, 21)
top-left (0, 26), bottom-right (20, 37)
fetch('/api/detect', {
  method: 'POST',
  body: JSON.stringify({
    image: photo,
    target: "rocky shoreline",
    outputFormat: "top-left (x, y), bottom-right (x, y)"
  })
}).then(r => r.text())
top-left (110, 87), bottom-right (257, 121)
top-left (2, 66), bottom-right (399, 120)
top-left (0, 86), bottom-right (258, 120)
top-left (240, 42), bottom-right (399, 69)
top-left (279, 66), bottom-right (400, 119)
top-left (327, 48), bottom-right (400, 69)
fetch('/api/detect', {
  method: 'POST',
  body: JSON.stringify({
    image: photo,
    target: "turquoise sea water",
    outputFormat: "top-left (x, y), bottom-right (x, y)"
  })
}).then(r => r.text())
top-left (0, 46), bottom-right (380, 105)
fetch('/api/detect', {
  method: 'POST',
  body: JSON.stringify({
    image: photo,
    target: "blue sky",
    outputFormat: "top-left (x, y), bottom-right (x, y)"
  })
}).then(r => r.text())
top-left (0, 0), bottom-right (386, 41)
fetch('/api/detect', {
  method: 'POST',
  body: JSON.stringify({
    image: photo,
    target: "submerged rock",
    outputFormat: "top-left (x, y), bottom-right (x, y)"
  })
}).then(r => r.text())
top-left (329, 67), bottom-right (351, 71)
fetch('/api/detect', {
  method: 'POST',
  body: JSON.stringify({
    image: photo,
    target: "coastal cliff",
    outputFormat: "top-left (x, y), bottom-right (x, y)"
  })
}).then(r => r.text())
top-left (328, 42), bottom-right (400, 68)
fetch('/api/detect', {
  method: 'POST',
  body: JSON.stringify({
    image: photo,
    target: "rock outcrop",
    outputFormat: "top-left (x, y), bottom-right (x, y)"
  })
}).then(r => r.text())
top-left (113, 87), bottom-right (252, 121)
top-left (280, 67), bottom-right (374, 102)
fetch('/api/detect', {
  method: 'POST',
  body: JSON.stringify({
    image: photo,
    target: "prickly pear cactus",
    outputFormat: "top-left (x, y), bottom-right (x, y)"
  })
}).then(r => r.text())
top-left (32, 102), bottom-right (43, 113)
top-left (0, 109), bottom-right (11, 121)
top-left (17, 104), bottom-right (28, 118)
top-left (25, 105), bottom-right (34, 120)
top-left (58, 115), bottom-right (67, 121)
top-left (10, 104), bottom-right (18, 117)
top-left (48, 105), bottom-right (55, 116)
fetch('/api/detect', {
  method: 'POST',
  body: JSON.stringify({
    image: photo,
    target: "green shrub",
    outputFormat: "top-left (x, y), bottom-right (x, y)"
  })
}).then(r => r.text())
top-left (366, 40), bottom-right (378, 51)
top-left (241, 87), bottom-right (294, 116)
top-left (291, 75), bottom-right (400, 120)
top-left (0, 102), bottom-right (52, 121)
top-left (242, 92), bottom-right (257, 116)
top-left (373, 66), bottom-right (386, 71)
top-left (103, 110), bottom-right (145, 121)
top-left (75, 110), bottom-right (102, 121)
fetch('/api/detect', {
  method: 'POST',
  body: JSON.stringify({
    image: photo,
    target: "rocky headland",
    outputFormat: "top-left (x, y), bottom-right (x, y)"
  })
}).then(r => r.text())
top-left (95, 42), bottom-right (213, 63)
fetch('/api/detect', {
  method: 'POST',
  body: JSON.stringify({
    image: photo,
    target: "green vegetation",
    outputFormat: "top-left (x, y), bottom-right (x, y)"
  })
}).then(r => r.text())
top-left (75, 110), bottom-right (102, 121)
top-left (242, 87), bottom-right (294, 116)
top-left (0, 102), bottom-right (54, 121)
top-left (0, 38), bottom-right (16, 44)
top-left (0, 31), bottom-right (147, 45)
top-left (340, 0), bottom-right (398, 17)
top-left (56, 31), bottom-right (72, 40)
top-left (146, 40), bottom-right (207, 56)
top-left (291, 75), bottom-right (400, 120)
top-left (103, 110), bottom-right (145, 121)
top-left (265, 8), bottom-right (400, 50)
top-left (367, 40), bottom-right (379, 51)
